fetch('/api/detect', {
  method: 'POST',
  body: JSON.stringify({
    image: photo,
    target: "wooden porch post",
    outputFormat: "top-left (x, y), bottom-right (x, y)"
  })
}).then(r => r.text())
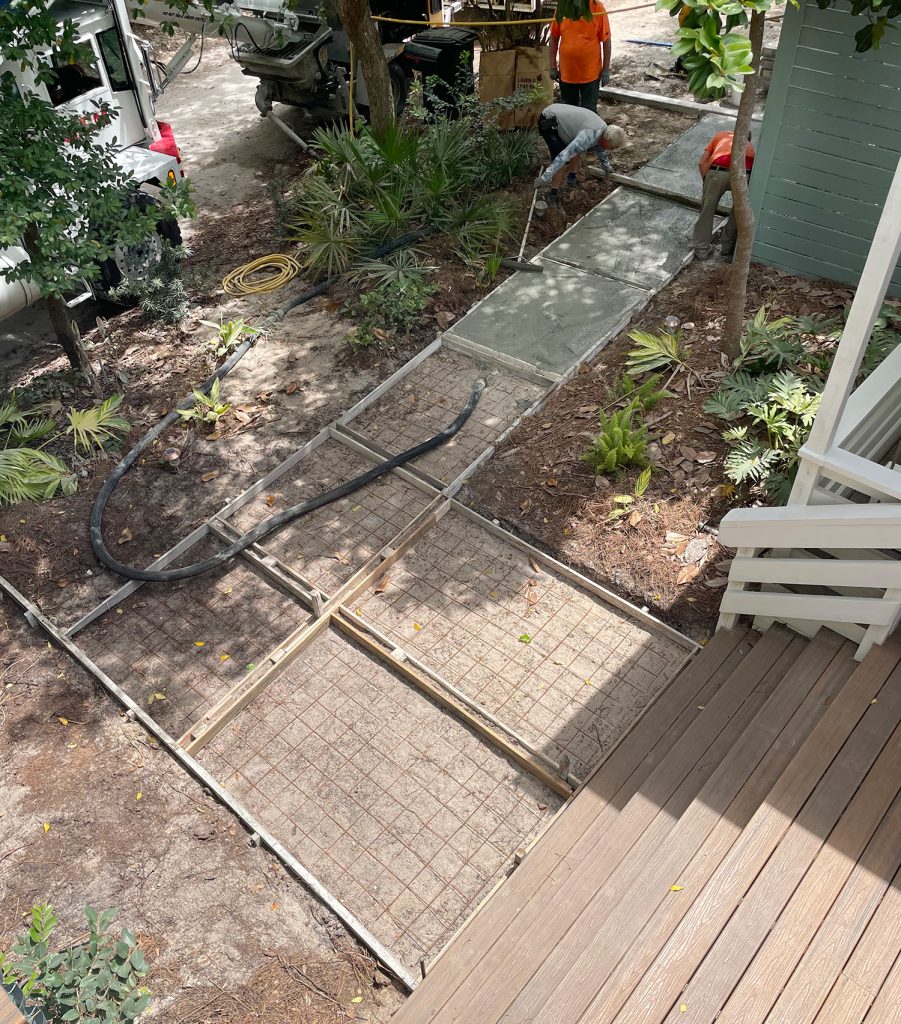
top-left (790, 154), bottom-right (901, 505)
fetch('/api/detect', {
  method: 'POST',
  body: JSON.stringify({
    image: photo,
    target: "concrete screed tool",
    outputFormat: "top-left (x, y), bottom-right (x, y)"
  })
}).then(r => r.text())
top-left (501, 188), bottom-right (544, 273)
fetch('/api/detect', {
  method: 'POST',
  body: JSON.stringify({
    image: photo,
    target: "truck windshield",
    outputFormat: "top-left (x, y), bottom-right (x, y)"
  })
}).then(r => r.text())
top-left (47, 41), bottom-right (103, 106)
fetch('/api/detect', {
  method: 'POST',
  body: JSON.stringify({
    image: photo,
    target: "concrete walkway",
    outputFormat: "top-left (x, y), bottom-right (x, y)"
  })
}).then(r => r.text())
top-left (447, 115), bottom-right (759, 375)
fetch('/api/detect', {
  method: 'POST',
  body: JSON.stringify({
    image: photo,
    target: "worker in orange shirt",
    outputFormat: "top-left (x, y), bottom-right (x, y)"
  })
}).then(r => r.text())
top-left (549, 0), bottom-right (612, 113)
top-left (693, 129), bottom-right (756, 261)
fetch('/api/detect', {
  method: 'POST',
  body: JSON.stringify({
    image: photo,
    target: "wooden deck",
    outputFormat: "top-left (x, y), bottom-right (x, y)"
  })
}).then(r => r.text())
top-left (393, 625), bottom-right (901, 1024)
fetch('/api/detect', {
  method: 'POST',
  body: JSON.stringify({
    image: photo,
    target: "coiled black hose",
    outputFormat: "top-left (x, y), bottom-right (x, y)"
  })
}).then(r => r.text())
top-left (88, 223), bottom-right (481, 584)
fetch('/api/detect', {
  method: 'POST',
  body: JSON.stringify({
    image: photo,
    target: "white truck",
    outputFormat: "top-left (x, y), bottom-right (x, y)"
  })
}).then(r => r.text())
top-left (0, 0), bottom-right (441, 320)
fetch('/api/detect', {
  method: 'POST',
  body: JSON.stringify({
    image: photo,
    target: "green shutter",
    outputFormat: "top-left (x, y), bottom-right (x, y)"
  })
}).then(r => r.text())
top-left (750, 0), bottom-right (901, 295)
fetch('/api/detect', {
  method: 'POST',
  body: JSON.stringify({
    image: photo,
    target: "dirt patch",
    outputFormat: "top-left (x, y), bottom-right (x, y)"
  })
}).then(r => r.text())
top-left (0, 598), bottom-right (404, 1024)
top-left (462, 261), bottom-right (856, 643)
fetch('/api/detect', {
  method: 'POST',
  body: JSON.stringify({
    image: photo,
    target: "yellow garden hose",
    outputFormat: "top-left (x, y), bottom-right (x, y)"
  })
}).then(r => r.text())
top-left (222, 254), bottom-right (301, 296)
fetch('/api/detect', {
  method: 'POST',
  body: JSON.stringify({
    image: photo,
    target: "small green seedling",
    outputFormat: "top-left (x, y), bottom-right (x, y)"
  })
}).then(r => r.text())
top-left (177, 378), bottom-right (231, 424)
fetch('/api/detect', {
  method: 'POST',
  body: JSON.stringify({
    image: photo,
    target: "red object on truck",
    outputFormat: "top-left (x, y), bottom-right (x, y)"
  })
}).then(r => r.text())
top-left (150, 121), bottom-right (185, 177)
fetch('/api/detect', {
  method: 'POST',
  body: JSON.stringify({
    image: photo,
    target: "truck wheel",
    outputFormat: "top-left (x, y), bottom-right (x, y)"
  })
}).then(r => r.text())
top-left (358, 62), bottom-right (409, 121)
top-left (389, 61), bottom-right (409, 116)
top-left (97, 193), bottom-right (181, 292)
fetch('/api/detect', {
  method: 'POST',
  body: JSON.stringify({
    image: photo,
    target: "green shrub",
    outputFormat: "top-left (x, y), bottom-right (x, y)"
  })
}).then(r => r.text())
top-left (0, 903), bottom-right (151, 1023)
top-left (345, 277), bottom-right (436, 351)
top-left (582, 404), bottom-right (650, 476)
top-left (286, 90), bottom-right (537, 282)
top-left (108, 243), bottom-right (190, 323)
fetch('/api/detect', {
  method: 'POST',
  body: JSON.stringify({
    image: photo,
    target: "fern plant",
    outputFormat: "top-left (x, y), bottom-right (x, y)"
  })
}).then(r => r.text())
top-left (66, 394), bottom-right (130, 451)
top-left (716, 371), bottom-right (822, 504)
top-left (626, 328), bottom-right (689, 375)
top-left (582, 404), bottom-right (650, 476)
top-left (614, 372), bottom-right (674, 412)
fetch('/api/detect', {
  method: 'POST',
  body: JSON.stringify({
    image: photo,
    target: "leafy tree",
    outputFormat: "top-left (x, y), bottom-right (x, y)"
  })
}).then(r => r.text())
top-left (0, 0), bottom-right (191, 368)
top-left (660, 0), bottom-right (901, 358)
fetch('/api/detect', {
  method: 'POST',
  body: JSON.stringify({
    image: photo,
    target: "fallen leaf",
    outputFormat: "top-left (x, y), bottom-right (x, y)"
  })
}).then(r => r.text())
top-left (117, 527), bottom-right (133, 545)
top-left (527, 589), bottom-right (538, 607)
top-left (233, 409), bottom-right (252, 426)
top-left (286, 381), bottom-right (299, 395)
top-left (519, 634), bottom-right (532, 644)
top-left (704, 577), bottom-right (729, 589)
top-left (266, 494), bottom-right (276, 507)
top-left (528, 556), bottom-right (542, 574)
top-left (661, 432), bottom-right (676, 445)
top-left (147, 691), bottom-right (166, 706)
top-left (680, 1005), bottom-right (688, 1014)
top-left (333, 552), bottom-right (351, 565)
top-left (628, 510), bottom-right (643, 528)
top-left (219, 654), bottom-right (230, 662)
top-left (696, 451), bottom-right (716, 464)
top-left (676, 565), bottom-right (701, 586)
top-left (435, 310), bottom-right (455, 330)
top-left (194, 641), bottom-right (206, 647)
top-left (271, 902), bottom-right (280, 911)
top-left (670, 884), bottom-right (684, 892)
top-left (223, 586), bottom-right (233, 594)
top-left (136, 792), bottom-right (142, 801)
top-left (537, 802), bottom-right (548, 811)
top-left (66, 742), bottom-right (77, 750)
top-left (413, 623), bottom-right (422, 631)
top-left (541, 422), bottom-right (552, 430)
top-left (201, 471), bottom-right (218, 482)
top-left (57, 716), bottom-right (68, 726)
top-left (43, 822), bottom-right (51, 833)
top-left (374, 576), bottom-right (391, 595)
top-left (545, 478), bottom-right (558, 487)
top-left (351, 997), bottom-right (363, 1004)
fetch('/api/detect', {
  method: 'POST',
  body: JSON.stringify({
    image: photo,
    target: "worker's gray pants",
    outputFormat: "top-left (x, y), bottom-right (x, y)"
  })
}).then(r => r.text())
top-left (693, 167), bottom-right (737, 255)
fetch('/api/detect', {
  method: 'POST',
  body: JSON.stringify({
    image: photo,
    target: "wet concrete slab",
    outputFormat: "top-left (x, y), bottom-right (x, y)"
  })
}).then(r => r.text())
top-left (537, 189), bottom-right (698, 290)
top-left (630, 114), bottom-right (762, 205)
top-left (445, 260), bottom-right (649, 374)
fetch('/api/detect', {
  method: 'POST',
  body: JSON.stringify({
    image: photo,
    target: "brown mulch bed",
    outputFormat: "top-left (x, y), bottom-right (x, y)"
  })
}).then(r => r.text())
top-left (463, 261), bottom-right (856, 644)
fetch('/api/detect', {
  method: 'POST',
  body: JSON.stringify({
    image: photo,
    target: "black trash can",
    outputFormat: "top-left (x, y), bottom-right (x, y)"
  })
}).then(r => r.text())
top-left (403, 27), bottom-right (477, 118)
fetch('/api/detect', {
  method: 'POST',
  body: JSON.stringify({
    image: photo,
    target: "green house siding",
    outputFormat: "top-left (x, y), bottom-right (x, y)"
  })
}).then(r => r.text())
top-left (750, 0), bottom-right (901, 294)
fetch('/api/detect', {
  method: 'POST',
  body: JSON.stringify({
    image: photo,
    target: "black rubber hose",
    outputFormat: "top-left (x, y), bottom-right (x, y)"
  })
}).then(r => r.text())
top-left (91, 378), bottom-right (485, 582)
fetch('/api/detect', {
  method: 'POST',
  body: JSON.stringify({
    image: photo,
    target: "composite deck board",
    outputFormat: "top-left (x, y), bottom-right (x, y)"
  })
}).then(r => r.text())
top-left (395, 627), bottom-right (752, 1021)
top-left (861, 955), bottom-right (901, 1024)
top-left (577, 641), bottom-right (858, 1024)
top-left (393, 632), bottom-right (901, 1024)
top-left (429, 629), bottom-right (797, 1024)
top-left (500, 633), bottom-right (846, 1024)
top-left (673, 721), bottom-right (901, 1024)
top-left (762, 795), bottom-right (901, 1024)
top-left (610, 652), bottom-right (901, 1024)
top-left (841, 864), bottom-right (901, 997)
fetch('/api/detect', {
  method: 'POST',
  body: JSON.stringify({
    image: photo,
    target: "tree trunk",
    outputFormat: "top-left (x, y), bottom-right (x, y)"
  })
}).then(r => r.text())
top-left (45, 295), bottom-right (81, 368)
top-left (336, 0), bottom-right (394, 139)
top-left (721, 10), bottom-right (765, 360)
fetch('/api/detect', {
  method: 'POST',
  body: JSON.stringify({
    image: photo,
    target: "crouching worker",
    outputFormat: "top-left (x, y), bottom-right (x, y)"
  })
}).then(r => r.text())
top-left (535, 103), bottom-right (625, 206)
top-left (693, 130), bottom-right (755, 260)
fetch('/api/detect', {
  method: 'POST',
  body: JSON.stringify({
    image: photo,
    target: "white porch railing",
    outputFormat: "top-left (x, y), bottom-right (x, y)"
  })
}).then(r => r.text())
top-left (716, 154), bottom-right (901, 660)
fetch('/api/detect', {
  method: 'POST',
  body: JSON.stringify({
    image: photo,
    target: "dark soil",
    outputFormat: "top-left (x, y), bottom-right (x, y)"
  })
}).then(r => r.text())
top-left (462, 261), bottom-right (857, 643)
top-left (0, 599), bottom-right (404, 1024)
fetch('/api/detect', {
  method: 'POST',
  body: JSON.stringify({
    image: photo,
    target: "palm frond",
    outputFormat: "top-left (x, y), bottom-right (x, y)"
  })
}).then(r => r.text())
top-left (0, 449), bottom-right (75, 504)
top-left (625, 329), bottom-right (687, 374)
top-left (66, 394), bottom-right (129, 451)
